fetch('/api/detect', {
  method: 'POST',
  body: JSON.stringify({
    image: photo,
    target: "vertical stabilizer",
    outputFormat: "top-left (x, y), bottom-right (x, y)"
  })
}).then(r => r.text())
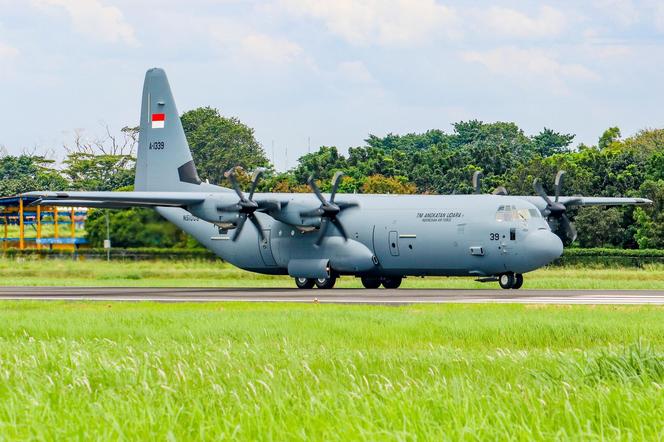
top-left (134, 68), bottom-right (203, 191)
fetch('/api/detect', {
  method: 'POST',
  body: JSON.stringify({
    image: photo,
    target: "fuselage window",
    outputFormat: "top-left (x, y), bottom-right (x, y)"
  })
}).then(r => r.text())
top-left (528, 208), bottom-right (541, 218)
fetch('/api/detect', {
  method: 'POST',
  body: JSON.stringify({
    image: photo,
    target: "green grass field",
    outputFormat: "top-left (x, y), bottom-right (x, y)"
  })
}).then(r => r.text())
top-left (1, 257), bottom-right (663, 289)
top-left (0, 302), bottom-right (663, 440)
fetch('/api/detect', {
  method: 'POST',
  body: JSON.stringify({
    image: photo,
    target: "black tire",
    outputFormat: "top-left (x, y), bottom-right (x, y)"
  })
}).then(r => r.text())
top-left (361, 277), bottom-right (381, 289)
top-left (294, 277), bottom-right (315, 289)
top-left (382, 277), bottom-right (402, 289)
top-left (315, 275), bottom-right (337, 289)
top-left (512, 274), bottom-right (524, 290)
top-left (499, 273), bottom-right (515, 289)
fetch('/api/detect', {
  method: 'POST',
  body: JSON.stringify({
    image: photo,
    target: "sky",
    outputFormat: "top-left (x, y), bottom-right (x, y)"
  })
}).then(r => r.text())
top-left (1, 0), bottom-right (663, 171)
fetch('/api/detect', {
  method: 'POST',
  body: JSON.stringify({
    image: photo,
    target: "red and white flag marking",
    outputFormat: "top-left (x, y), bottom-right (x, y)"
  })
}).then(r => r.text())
top-left (152, 113), bottom-right (165, 129)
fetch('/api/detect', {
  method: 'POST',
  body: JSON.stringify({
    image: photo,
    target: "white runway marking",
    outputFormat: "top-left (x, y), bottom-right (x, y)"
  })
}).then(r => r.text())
top-left (0, 288), bottom-right (663, 305)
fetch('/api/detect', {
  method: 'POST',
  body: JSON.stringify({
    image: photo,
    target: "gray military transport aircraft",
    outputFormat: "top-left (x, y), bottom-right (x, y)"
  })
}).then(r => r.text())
top-left (24, 68), bottom-right (652, 290)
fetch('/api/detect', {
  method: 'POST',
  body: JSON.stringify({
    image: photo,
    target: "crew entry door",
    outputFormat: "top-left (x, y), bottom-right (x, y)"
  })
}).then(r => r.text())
top-left (259, 229), bottom-right (277, 266)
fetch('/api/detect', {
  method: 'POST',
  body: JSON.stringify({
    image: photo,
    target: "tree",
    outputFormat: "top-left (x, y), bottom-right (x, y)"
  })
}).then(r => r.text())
top-left (361, 175), bottom-right (416, 194)
top-left (0, 154), bottom-right (67, 195)
top-left (85, 207), bottom-right (189, 248)
top-left (61, 126), bottom-right (138, 191)
top-left (181, 107), bottom-right (269, 185)
top-left (532, 128), bottom-right (575, 157)
top-left (574, 207), bottom-right (625, 248)
top-left (292, 146), bottom-right (347, 184)
top-left (598, 127), bottom-right (621, 150)
top-left (634, 180), bottom-right (664, 249)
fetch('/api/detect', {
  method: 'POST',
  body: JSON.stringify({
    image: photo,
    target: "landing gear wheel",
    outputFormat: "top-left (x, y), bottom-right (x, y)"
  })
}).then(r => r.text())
top-left (315, 275), bottom-right (337, 289)
top-left (382, 277), bottom-right (402, 289)
top-left (499, 273), bottom-right (515, 290)
top-left (512, 274), bottom-right (524, 290)
top-left (361, 277), bottom-right (381, 289)
top-left (295, 277), bottom-right (315, 289)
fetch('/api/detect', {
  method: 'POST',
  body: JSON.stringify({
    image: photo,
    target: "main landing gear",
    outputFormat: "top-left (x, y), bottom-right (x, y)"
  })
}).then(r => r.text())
top-left (294, 275), bottom-right (404, 289)
top-left (294, 275), bottom-right (338, 289)
top-left (498, 272), bottom-right (523, 290)
top-left (361, 276), bottom-right (402, 289)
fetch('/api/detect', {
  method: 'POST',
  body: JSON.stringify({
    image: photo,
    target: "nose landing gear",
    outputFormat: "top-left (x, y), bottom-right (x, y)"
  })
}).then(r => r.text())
top-left (499, 272), bottom-right (523, 289)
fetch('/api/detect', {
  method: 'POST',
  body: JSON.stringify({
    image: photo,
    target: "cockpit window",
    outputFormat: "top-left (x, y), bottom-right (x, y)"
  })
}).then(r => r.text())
top-left (496, 205), bottom-right (541, 222)
top-left (495, 205), bottom-right (517, 222)
top-left (528, 208), bottom-right (541, 218)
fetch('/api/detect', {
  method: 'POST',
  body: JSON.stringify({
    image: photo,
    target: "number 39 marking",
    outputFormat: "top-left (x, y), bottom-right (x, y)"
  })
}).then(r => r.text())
top-left (149, 141), bottom-right (164, 150)
top-left (489, 233), bottom-right (500, 241)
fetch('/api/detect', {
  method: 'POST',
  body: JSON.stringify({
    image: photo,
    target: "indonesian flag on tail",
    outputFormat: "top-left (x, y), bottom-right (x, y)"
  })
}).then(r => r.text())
top-left (151, 113), bottom-right (165, 129)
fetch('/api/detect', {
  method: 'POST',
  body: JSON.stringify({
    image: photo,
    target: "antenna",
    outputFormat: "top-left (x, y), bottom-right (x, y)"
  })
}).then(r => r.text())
top-left (285, 145), bottom-right (288, 171)
top-left (271, 140), bottom-right (275, 167)
top-left (308, 136), bottom-right (311, 154)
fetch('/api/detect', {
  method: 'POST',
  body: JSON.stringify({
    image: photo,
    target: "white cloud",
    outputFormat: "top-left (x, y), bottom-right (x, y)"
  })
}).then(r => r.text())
top-left (240, 33), bottom-right (302, 64)
top-left (31, 0), bottom-right (137, 45)
top-left (0, 41), bottom-right (19, 59)
top-left (462, 47), bottom-right (599, 92)
top-left (0, 41), bottom-right (19, 78)
top-left (210, 23), bottom-right (304, 65)
top-left (592, 0), bottom-right (639, 27)
top-left (278, 0), bottom-right (459, 46)
top-left (337, 61), bottom-right (374, 83)
top-left (480, 5), bottom-right (566, 38)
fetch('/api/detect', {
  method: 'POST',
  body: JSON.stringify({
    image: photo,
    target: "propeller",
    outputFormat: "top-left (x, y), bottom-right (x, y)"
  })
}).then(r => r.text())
top-left (300, 171), bottom-right (358, 246)
top-left (217, 167), bottom-right (279, 241)
top-left (533, 170), bottom-right (581, 244)
top-left (472, 171), bottom-right (508, 195)
top-left (472, 171), bottom-right (483, 194)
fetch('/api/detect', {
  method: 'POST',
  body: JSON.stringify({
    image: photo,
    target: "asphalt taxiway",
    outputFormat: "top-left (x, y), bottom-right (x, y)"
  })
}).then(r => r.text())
top-left (0, 287), bottom-right (663, 304)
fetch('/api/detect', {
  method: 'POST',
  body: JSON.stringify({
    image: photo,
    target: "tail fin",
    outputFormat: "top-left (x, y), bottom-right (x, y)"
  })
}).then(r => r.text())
top-left (134, 68), bottom-right (203, 191)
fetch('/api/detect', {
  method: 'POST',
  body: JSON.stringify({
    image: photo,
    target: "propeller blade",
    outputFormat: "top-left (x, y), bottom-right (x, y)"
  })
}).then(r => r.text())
top-left (315, 218), bottom-right (330, 246)
top-left (231, 214), bottom-right (247, 241)
top-left (562, 198), bottom-right (583, 207)
top-left (533, 178), bottom-right (554, 206)
top-left (336, 201), bottom-right (359, 210)
top-left (330, 171), bottom-right (344, 202)
top-left (248, 214), bottom-right (265, 242)
top-left (217, 203), bottom-right (241, 212)
top-left (27, 198), bottom-right (44, 207)
top-left (225, 168), bottom-right (246, 202)
top-left (307, 176), bottom-right (327, 205)
top-left (330, 217), bottom-right (349, 242)
top-left (257, 200), bottom-right (281, 212)
top-left (472, 171), bottom-right (483, 194)
top-left (248, 167), bottom-right (266, 200)
top-left (300, 208), bottom-right (324, 218)
top-left (492, 186), bottom-right (508, 196)
top-left (554, 170), bottom-right (566, 202)
top-left (560, 213), bottom-right (577, 243)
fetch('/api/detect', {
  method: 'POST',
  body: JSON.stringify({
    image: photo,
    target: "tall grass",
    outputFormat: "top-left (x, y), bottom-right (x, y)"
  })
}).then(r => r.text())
top-left (0, 303), bottom-right (663, 439)
top-left (1, 257), bottom-right (664, 289)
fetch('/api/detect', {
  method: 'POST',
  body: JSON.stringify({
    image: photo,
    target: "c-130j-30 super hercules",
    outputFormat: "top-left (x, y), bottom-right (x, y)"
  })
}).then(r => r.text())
top-left (25, 68), bottom-right (652, 290)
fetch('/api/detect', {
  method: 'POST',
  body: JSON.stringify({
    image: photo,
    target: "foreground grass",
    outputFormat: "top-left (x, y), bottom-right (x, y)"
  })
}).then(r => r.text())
top-left (1, 257), bottom-right (664, 289)
top-left (0, 302), bottom-right (663, 440)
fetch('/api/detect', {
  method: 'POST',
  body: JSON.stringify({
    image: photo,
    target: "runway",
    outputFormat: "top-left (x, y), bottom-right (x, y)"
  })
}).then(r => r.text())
top-left (0, 287), bottom-right (663, 304)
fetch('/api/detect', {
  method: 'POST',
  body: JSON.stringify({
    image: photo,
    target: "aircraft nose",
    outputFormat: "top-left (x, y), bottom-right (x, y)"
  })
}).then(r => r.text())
top-left (523, 229), bottom-right (563, 267)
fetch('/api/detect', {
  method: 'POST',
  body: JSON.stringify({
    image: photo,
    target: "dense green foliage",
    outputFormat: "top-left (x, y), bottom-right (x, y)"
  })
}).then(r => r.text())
top-left (0, 257), bottom-right (663, 289)
top-left (180, 107), bottom-right (270, 185)
top-left (1, 110), bottom-right (661, 248)
top-left (0, 302), bottom-right (663, 439)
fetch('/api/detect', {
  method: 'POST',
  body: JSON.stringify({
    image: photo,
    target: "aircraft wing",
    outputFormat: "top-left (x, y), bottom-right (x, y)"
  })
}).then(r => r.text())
top-left (518, 195), bottom-right (652, 211)
top-left (21, 191), bottom-right (209, 208)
